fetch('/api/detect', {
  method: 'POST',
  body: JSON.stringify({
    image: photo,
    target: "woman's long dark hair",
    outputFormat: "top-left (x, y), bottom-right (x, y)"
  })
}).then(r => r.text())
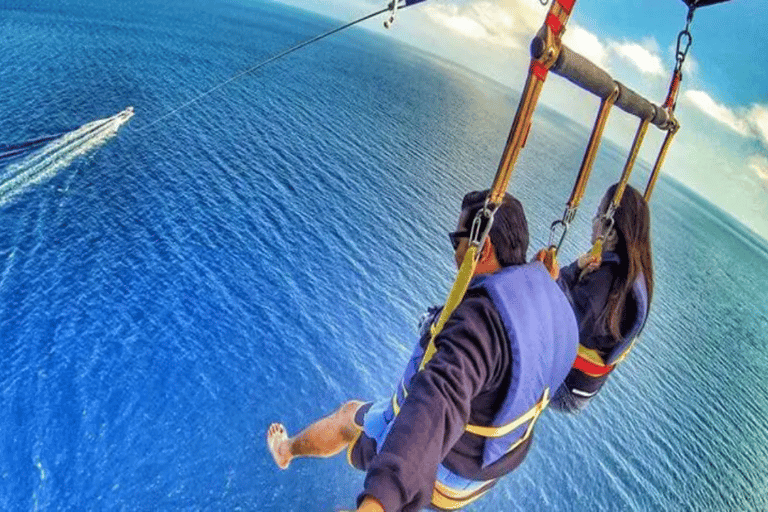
top-left (600, 184), bottom-right (654, 340)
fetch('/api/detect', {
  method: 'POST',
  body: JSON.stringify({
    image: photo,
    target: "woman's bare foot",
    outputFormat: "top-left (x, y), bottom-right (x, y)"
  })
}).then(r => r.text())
top-left (267, 423), bottom-right (292, 469)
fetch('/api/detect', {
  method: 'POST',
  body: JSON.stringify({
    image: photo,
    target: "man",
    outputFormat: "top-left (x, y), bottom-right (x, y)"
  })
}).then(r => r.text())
top-left (268, 191), bottom-right (578, 512)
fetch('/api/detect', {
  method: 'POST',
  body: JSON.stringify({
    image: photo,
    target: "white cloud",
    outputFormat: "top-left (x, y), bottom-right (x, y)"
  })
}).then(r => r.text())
top-left (564, 24), bottom-right (609, 70)
top-left (421, 0), bottom-right (545, 49)
top-left (612, 40), bottom-right (666, 76)
top-left (484, 0), bottom-right (545, 38)
top-left (749, 155), bottom-right (768, 175)
top-left (426, 6), bottom-right (491, 41)
top-left (421, 2), bottom-right (669, 82)
top-left (748, 155), bottom-right (768, 190)
top-left (419, 1), bottom-right (670, 76)
top-left (683, 90), bottom-right (768, 149)
top-left (683, 90), bottom-right (750, 135)
top-left (681, 51), bottom-right (699, 77)
top-left (746, 104), bottom-right (768, 148)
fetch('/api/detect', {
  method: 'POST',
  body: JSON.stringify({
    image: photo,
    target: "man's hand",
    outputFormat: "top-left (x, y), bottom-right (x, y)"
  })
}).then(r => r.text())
top-left (535, 247), bottom-right (559, 280)
top-left (357, 496), bottom-right (384, 512)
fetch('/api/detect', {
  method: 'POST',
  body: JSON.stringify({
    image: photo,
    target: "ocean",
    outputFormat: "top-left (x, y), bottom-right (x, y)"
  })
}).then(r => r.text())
top-left (1, 1), bottom-right (766, 510)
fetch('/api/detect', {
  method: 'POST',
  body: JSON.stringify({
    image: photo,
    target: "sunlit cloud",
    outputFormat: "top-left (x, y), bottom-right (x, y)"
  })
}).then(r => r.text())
top-left (564, 24), bottom-right (609, 70)
top-left (611, 39), bottom-right (666, 76)
top-left (683, 90), bottom-right (751, 135)
top-left (746, 104), bottom-right (768, 148)
top-left (683, 91), bottom-right (768, 150)
top-left (421, 0), bottom-right (544, 49)
top-left (748, 155), bottom-right (768, 187)
top-left (422, 1), bottom-right (667, 81)
top-left (419, 1), bottom-right (764, 148)
top-left (426, 6), bottom-right (491, 40)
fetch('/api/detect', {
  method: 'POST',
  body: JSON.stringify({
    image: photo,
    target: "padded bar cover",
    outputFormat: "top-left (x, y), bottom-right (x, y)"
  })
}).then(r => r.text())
top-left (534, 38), bottom-right (671, 128)
top-left (551, 44), bottom-right (617, 101)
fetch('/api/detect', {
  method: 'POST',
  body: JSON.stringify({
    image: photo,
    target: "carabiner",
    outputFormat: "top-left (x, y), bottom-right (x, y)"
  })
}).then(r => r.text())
top-left (548, 219), bottom-right (569, 254)
top-left (384, 0), bottom-right (399, 28)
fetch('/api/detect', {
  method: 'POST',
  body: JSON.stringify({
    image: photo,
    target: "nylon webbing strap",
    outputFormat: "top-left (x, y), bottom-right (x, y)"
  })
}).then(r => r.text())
top-left (610, 118), bottom-right (649, 211)
top-left (647, 4), bottom-right (696, 201)
top-left (568, 88), bottom-right (619, 211)
top-left (664, 71), bottom-right (682, 110)
top-left (465, 388), bottom-right (550, 438)
top-left (644, 124), bottom-right (678, 201)
top-left (488, 0), bottom-right (576, 206)
top-left (419, 246), bottom-right (478, 370)
top-left (548, 86), bottom-right (619, 257)
top-left (573, 351), bottom-right (614, 377)
top-left (584, 118), bottom-right (649, 265)
top-left (420, 0), bottom-right (578, 371)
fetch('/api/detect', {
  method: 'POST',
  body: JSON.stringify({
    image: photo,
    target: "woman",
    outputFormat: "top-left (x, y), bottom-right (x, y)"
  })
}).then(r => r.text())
top-left (551, 183), bottom-right (654, 412)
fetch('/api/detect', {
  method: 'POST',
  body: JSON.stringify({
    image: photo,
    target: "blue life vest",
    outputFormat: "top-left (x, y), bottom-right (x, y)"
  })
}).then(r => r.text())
top-left (469, 262), bottom-right (579, 466)
top-left (552, 259), bottom-right (650, 412)
top-left (370, 262), bottom-right (578, 508)
top-left (605, 272), bottom-right (648, 365)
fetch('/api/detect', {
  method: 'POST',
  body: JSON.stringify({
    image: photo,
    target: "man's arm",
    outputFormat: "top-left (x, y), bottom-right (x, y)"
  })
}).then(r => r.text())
top-left (358, 294), bottom-right (508, 512)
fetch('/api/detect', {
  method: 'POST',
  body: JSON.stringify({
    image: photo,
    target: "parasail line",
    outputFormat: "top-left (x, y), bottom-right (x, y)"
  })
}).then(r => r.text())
top-left (137, 6), bottom-right (390, 133)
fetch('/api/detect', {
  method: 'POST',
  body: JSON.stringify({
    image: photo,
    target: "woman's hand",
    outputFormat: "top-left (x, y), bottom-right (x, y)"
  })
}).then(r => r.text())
top-left (577, 253), bottom-right (600, 273)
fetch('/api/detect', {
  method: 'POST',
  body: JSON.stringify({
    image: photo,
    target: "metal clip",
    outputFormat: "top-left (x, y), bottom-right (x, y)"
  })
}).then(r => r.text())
top-left (674, 6), bottom-right (696, 74)
top-left (597, 209), bottom-right (616, 243)
top-left (469, 201), bottom-right (497, 260)
top-left (548, 219), bottom-right (569, 254)
top-left (384, 0), bottom-right (399, 28)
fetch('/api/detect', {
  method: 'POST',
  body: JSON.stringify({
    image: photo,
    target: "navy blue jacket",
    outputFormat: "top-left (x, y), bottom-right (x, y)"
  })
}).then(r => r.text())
top-left (360, 264), bottom-right (578, 512)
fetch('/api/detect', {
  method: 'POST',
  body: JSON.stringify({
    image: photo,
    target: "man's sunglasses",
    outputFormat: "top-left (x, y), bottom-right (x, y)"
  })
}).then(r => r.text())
top-left (448, 230), bottom-right (471, 250)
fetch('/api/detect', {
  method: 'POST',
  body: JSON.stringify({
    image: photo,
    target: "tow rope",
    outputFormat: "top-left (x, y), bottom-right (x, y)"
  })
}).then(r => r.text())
top-left (138, 1), bottom-right (426, 133)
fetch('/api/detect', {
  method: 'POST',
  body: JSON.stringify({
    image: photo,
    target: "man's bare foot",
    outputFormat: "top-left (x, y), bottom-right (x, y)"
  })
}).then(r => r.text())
top-left (267, 423), bottom-right (292, 469)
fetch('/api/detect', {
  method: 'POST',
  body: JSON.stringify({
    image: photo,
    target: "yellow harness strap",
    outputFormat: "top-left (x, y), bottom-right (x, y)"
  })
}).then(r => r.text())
top-left (429, 388), bottom-right (551, 511)
top-left (431, 479), bottom-right (494, 510)
top-left (418, 245), bottom-right (478, 371)
top-left (465, 388), bottom-right (550, 438)
top-left (465, 387), bottom-right (550, 455)
top-left (577, 344), bottom-right (605, 366)
top-left (574, 344), bottom-right (614, 377)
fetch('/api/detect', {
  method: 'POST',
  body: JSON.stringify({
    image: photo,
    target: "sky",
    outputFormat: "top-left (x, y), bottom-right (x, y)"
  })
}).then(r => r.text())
top-left (276, 0), bottom-right (768, 241)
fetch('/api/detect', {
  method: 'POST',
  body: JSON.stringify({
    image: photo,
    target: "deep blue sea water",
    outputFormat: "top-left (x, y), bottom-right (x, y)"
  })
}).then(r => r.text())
top-left (1, 1), bottom-right (767, 510)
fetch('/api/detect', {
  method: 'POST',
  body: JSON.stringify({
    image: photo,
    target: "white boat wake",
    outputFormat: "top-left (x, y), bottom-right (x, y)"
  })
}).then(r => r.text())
top-left (0, 107), bottom-right (134, 207)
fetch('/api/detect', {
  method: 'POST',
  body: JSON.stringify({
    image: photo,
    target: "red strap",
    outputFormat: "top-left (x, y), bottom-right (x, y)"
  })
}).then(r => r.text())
top-left (546, 13), bottom-right (563, 35)
top-left (573, 355), bottom-right (614, 377)
top-left (531, 61), bottom-right (548, 81)
top-left (664, 71), bottom-right (682, 110)
top-left (556, 0), bottom-right (575, 14)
